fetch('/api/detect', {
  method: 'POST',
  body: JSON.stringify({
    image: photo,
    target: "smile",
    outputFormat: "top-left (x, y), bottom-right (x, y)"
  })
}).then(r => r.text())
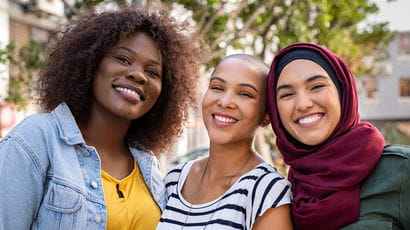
top-left (213, 114), bottom-right (238, 123)
top-left (114, 86), bottom-right (145, 101)
top-left (297, 114), bottom-right (323, 125)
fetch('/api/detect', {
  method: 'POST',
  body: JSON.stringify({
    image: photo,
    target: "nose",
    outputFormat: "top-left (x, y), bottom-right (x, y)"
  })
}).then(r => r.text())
top-left (217, 92), bottom-right (236, 109)
top-left (295, 91), bottom-right (314, 112)
top-left (126, 65), bottom-right (147, 85)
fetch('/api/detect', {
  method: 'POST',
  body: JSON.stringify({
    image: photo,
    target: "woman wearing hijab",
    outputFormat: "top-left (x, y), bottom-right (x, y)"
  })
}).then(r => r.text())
top-left (267, 42), bottom-right (410, 229)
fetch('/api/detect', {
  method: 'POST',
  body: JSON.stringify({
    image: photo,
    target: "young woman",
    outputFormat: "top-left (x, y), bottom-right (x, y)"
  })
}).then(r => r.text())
top-left (267, 42), bottom-right (410, 229)
top-left (157, 54), bottom-right (293, 230)
top-left (0, 8), bottom-right (202, 229)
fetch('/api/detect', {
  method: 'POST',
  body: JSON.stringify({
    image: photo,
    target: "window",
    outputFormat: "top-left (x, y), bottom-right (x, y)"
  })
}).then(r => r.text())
top-left (361, 76), bottom-right (378, 98)
top-left (400, 78), bottom-right (410, 97)
top-left (398, 33), bottom-right (410, 55)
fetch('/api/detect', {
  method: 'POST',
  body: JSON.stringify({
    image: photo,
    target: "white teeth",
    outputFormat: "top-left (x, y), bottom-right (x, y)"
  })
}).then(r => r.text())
top-left (214, 115), bottom-right (238, 123)
top-left (298, 114), bottom-right (322, 124)
top-left (115, 86), bottom-right (141, 100)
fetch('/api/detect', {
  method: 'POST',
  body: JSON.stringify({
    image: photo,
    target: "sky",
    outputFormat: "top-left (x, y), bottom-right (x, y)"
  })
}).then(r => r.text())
top-left (371, 0), bottom-right (410, 31)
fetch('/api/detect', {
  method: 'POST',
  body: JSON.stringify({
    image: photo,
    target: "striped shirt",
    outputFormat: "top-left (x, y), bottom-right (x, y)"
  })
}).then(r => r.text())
top-left (156, 161), bottom-right (292, 230)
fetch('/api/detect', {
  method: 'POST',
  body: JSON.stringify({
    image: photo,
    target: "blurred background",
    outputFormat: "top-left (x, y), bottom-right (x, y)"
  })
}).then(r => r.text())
top-left (1, 0), bottom-right (409, 174)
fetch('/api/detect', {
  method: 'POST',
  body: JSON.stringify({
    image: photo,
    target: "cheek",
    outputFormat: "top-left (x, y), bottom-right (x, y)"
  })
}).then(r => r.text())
top-left (331, 103), bottom-right (342, 128)
top-left (91, 76), bottom-right (103, 97)
top-left (151, 81), bottom-right (162, 101)
top-left (328, 95), bottom-right (341, 121)
top-left (277, 102), bottom-right (291, 123)
top-left (156, 84), bottom-right (162, 99)
top-left (201, 91), bottom-right (213, 110)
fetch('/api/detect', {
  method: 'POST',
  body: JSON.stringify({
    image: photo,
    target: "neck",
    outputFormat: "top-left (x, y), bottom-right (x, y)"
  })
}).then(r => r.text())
top-left (207, 141), bottom-right (259, 179)
top-left (79, 105), bottom-right (130, 153)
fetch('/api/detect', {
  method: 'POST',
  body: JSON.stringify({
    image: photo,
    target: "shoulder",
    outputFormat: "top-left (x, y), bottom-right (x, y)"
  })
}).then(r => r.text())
top-left (2, 112), bottom-right (57, 150)
top-left (165, 162), bottom-right (187, 177)
top-left (0, 113), bottom-right (55, 177)
top-left (365, 144), bottom-right (410, 180)
top-left (243, 163), bottom-right (292, 206)
top-left (244, 163), bottom-right (292, 227)
top-left (371, 144), bottom-right (410, 177)
top-left (362, 144), bottom-right (410, 188)
top-left (7, 113), bottom-right (55, 138)
top-left (244, 163), bottom-right (290, 186)
top-left (164, 162), bottom-right (190, 189)
top-left (382, 144), bottom-right (410, 158)
top-left (355, 144), bottom-right (410, 227)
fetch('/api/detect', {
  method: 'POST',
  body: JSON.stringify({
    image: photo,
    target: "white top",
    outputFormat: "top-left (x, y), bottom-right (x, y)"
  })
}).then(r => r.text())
top-left (156, 161), bottom-right (292, 230)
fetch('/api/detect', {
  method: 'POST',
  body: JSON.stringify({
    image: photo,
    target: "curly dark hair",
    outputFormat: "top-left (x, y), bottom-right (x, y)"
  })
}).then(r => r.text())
top-left (36, 7), bottom-right (203, 153)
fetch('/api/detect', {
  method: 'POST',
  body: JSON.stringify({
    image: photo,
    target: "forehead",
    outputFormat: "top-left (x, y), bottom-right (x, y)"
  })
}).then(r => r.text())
top-left (214, 58), bottom-right (264, 83)
top-left (114, 32), bottom-right (162, 62)
top-left (277, 59), bottom-right (329, 84)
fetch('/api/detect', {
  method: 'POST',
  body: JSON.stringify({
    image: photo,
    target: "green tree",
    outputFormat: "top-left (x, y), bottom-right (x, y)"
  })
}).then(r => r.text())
top-left (0, 41), bottom-right (44, 109)
top-left (159, 0), bottom-right (393, 159)
top-left (1, 0), bottom-right (393, 109)
top-left (162, 0), bottom-right (393, 73)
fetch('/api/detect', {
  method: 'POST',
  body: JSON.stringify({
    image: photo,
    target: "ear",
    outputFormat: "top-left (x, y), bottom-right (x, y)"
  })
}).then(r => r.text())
top-left (260, 113), bottom-right (271, 127)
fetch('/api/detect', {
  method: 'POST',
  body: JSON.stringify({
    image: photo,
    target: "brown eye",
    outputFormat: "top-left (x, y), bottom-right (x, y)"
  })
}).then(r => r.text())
top-left (279, 92), bottom-right (294, 99)
top-left (115, 56), bottom-right (131, 65)
top-left (238, 91), bottom-right (253, 98)
top-left (146, 69), bottom-right (160, 77)
top-left (310, 84), bottom-right (325, 91)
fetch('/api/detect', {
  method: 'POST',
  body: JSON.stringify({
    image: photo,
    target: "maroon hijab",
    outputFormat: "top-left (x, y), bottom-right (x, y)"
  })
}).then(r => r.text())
top-left (267, 43), bottom-right (384, 229)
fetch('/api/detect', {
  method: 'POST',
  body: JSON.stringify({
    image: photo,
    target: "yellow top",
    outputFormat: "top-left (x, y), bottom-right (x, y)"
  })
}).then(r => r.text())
top-left (101, 161), bottom-right (161, 230)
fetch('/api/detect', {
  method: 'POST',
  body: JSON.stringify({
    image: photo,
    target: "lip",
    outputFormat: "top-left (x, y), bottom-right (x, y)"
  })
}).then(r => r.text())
top-left (295, 112), bottom-right (324, 127)
top-left (211, 112), bottom-right (238, 127)
top-left (113, 83), bottom-right (146, 103)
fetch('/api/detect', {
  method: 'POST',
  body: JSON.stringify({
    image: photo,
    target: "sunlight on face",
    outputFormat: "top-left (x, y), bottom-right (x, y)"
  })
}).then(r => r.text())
top-left (276, 59), bottom-right (341, 146)
top-left (201, 57), bottom-right (267, 146)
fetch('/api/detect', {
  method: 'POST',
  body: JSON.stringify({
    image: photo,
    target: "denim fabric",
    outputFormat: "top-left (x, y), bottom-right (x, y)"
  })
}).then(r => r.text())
top-left (341, 144), bottom-right (410, 230)
top-left (0, 103), bottom-right (166, 230)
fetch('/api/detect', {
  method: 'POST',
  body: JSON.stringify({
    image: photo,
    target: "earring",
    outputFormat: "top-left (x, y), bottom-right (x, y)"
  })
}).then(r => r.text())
top-left (261, 120), bottom-right (269, 127)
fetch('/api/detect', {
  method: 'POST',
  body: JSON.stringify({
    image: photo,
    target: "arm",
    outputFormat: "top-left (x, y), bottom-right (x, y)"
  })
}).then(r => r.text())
top-left (0, 136), bottom-right (45, 229)
top-left (252, 204), bottom-right (293, 230)
top-left (249, 167), bottom-right (293, 230)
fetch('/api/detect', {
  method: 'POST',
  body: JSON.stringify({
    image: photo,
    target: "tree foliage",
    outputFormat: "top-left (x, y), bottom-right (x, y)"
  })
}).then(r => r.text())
top-left (0, 41), bottom-right (44, 109)
top-left (0, 0), bottom-right (393, 108)
top-left (162, 0), bottom-right (393, 73)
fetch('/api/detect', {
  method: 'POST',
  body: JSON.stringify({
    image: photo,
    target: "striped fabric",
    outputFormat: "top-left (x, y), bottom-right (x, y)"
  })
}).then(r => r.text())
top-left (156, 161), bottom-right (292, 230)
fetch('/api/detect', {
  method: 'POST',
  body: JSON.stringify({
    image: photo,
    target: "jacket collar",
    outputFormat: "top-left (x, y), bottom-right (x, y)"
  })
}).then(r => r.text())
top-left (52, 103), bottom-right (86, 146)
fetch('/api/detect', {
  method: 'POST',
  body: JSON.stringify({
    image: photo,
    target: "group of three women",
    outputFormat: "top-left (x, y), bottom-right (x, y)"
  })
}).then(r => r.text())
top-left (0, 6), bottom-right (409, 230)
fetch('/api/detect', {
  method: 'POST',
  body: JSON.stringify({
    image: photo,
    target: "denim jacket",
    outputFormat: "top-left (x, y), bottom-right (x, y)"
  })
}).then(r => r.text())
top-left (0, 103), bottom-right (166, 230)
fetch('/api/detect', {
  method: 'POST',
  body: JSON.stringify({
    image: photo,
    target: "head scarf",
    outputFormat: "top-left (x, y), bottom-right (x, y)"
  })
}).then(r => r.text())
top-left (267, 43), bottom-right (384, 229)
top-left (276, 48), bottom-right (342, 97)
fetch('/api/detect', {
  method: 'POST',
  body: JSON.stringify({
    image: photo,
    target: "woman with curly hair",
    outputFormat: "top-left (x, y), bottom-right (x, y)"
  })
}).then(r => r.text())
top-left (0, 7), bottom-right (202, 230)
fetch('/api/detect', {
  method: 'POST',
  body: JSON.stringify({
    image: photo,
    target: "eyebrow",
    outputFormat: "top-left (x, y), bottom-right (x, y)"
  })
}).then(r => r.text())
top-left (276, 74), bottom-right (328, 92)
top-left (114, 46), bottom-right (162, 67)
top-left (210, 76), bottom-right (259, 93)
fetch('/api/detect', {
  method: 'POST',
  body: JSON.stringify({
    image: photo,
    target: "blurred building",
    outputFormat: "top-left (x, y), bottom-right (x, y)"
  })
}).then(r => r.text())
top-left (0, 0), bottom-right (65, 137)
top-left (0, 0), bottom-right (64, 56)
top-left (358, 31), bottom-right (410, 144)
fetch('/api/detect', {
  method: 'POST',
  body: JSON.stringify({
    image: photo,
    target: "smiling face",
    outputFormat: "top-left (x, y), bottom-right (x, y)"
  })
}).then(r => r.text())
top-left (202, 57), bottom-right (268, 145)
top-left (276, 59), bottom-right (341, 146)
top-left (91, 31), bottom-right (162, 122)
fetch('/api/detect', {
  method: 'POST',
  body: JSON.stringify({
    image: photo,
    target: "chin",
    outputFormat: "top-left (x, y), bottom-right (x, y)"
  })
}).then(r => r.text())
top-left (209, 136), bottom-right (230, 145)
top-left (298, 135), bottom-right (329, 146)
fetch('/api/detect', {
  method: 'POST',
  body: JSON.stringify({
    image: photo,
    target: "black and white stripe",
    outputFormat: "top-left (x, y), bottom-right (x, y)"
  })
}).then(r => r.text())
top-left (156, 161), bottom-right (291, 230)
